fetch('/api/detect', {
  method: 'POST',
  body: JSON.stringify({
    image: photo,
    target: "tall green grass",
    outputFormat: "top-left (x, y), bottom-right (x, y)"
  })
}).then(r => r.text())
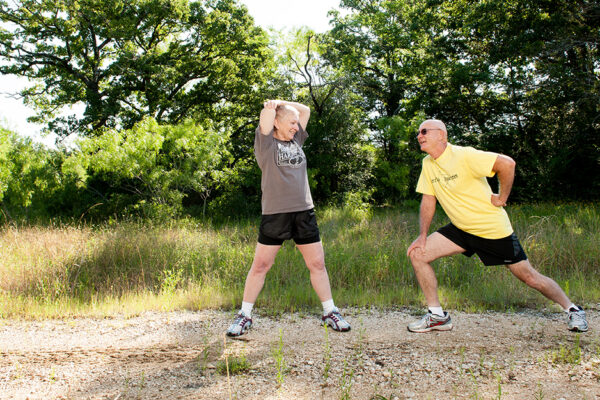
top-left (0, 203), bottom-right (598, 318)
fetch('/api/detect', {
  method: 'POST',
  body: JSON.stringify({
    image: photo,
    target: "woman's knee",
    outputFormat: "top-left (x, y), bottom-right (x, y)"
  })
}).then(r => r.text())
top-left (250, 259), bottom-right (273, 275)
top-left (306, 258), bottom-right (326, 273)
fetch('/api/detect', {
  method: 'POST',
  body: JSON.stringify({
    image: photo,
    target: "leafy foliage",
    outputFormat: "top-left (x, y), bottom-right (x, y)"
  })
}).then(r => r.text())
top-left (325, 0), bottom-right (600, 202)
top-left (0, 129), bottom-right (82, 221)
top-left (0, 128), bottom-right (10, 201)
top-left (63, 118), bottom-right (232, 218)
top-left (1, 0), bottom-right (598, 223)
top-left (0, 0), bottom-right (271, 137)
top-left (277, 29), bottom-right (375, 204)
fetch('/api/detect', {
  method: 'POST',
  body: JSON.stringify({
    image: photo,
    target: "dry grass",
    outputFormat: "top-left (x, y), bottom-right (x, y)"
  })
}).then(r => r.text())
top-left (0, 203), bottom-right (598, 319)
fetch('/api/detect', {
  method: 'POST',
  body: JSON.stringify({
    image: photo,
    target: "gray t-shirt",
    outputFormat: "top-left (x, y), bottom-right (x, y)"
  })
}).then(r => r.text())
top-left (254, 124), bottom-right (314, 215)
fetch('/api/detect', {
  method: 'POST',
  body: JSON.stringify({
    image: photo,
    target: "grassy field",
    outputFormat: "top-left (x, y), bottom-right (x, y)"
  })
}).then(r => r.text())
top-left (0, 203), bottom-right (598, 319)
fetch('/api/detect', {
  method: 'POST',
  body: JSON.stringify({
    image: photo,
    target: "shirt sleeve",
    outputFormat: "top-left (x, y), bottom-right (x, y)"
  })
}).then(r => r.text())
top-left (463, 146), bottom-right (498, 178)
top-left (415, 159), bottom-right (435, 196)
top-left (254, 126), bottom-right (274, 167)
top-left (295, 123), bottom-right (308, 146)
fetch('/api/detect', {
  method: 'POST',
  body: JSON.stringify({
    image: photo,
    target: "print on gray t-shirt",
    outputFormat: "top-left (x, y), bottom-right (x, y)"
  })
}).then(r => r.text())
top-left (254, 125), bottom-right (314, 215)
top-left (276, 140), bottom-right (305, 168)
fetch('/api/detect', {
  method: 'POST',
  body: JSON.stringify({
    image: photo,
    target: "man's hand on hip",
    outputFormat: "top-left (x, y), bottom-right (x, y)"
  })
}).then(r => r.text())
top-left (491, 194), bottom-right (507, 207)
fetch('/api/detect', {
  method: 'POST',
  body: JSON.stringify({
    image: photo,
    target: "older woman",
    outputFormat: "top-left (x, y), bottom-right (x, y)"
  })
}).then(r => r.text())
top-left (226, 100), bottom-right (350, 336)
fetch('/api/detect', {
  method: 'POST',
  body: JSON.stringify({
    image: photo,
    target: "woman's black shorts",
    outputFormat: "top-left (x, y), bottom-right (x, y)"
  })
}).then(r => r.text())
top-left (258, 208), bottom-right (321, 246)
top-left (437, 223), bottom-right (528, 266)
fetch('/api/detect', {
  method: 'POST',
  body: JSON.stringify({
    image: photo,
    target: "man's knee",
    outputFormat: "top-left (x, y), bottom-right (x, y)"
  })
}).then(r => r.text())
top-left (409, 249), bottom-right (430, 266)
top-left (509, 261), bottom-right (544, 288)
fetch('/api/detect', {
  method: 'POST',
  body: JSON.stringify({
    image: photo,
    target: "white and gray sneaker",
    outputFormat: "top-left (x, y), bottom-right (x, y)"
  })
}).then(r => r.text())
top-left (408, 311), bottom-right (453, 333)
top-left (322, 308), bottom-right (351, 332)
top-left (226, 311), bottom-right (253, 337)
top-left (567, 307), bottom-right (588, 332)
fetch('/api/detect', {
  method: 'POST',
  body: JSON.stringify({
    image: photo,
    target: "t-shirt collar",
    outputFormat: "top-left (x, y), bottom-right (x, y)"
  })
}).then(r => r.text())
top-left (434, 143), bottom-right (452, 162)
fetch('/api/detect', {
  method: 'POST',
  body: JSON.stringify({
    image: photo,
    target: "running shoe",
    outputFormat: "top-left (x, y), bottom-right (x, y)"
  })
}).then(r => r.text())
top-left (226, 311), bottom-right (253, 337)
top-left (322, 308), bottom-right (351, 332)
top-left (407, 311), bottom-right (453, 333)
top-left (567, 307), bottom-right (588, 332)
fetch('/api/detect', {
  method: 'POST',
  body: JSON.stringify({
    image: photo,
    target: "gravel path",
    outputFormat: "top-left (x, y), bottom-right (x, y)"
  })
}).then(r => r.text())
top-left (1, 308), bottom-right (599, 399)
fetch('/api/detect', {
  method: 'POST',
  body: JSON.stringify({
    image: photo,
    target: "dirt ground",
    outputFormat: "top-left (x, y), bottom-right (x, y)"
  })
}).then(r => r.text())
top-left (1, 308), bottom-right (599, 400)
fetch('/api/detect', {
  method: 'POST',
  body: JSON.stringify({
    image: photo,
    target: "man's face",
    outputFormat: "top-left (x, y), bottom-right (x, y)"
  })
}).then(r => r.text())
top-left (417, 122), bottom-right (445, 153)
top-left (274, 112), bottom-right (299, 141)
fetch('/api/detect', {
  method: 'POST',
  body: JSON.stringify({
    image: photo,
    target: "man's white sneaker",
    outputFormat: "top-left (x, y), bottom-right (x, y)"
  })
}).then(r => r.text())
top-left (568, 307), bottom-right (588, 332)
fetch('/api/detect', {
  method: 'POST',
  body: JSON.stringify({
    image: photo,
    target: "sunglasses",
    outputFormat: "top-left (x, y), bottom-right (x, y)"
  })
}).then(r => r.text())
top-left (417, 128), bottom-right (443, 137)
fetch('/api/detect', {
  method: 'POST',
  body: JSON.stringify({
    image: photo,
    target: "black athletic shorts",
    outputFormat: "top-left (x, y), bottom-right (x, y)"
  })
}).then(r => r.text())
top-left (258, 208), bottom-right (321, 246)
top-left (437, 223), bottom-right (528, 266)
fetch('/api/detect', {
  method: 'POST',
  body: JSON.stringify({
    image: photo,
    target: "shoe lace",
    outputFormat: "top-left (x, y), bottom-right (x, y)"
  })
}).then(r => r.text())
top-left (329, 311), bottom-right (341, 323)
top-left (234, 314), bottom-right (250, 327)
top-left (424, 312), bottom-right (434, 325)
top-left (569, 310), bottom-right (585, 324)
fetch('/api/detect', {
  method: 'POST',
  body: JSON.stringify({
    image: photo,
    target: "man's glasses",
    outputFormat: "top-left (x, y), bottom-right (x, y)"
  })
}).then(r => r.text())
top-left (417, 128), bottom-right (442, 137)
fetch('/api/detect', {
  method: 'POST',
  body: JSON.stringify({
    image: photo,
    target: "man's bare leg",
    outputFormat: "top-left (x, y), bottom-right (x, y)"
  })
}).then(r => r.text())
top-left (408, 232), bottom-right (466, 306)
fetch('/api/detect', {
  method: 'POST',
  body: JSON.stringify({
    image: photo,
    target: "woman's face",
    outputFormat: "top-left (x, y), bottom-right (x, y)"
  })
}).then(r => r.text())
top-left (274, 112), bottom-right (299, 141)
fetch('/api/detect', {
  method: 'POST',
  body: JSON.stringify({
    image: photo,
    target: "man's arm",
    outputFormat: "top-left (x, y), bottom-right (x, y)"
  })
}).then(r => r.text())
top-left (407, 194), bottom-right (437, 257)
top-left (491, 154), bottom-right (516, 207)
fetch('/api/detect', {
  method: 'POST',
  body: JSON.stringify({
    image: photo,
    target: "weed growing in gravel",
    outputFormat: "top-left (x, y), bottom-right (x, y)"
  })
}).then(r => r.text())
top-left (458, 345), bottom-right (466, 376)
top-left (197, 326), bottom-right (211, 375)
top-left (339, 319), bottom-right (372, 399)
top-left (218, 341), bottom-right (250, 376)
top-left (322, 324), bottom-right (332, 383)
top-left (494, 374), bottom-right (502, 400)
top-left (217, 354), bottom-right (250, 375)
top-left (467, 373), bottom-right (482, 400)
top-left (123, 370), bottom-right (132, 398)
top-left (271, 328), bottom-right (287, 387)
top-left (354, 319), bottom-right (366, 366)
top-left (339, 358), bottom-right (355, 400)
top-left (547, 334), bottom-right (582, 365)
top-left (137, 371), bottom-right (147, 398)
top-left (533, 383), bottom-right (546, 400)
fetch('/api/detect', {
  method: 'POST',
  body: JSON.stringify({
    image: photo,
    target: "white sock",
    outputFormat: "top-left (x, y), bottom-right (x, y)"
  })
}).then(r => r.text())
top-left (429, 306), bottom-right (444, 317)
top-left (322, 299), bottom-right (336, 315)
top-left (241, 301), bottom-right (254, 317)
top-left (564, 304), bottom-right (579, 313)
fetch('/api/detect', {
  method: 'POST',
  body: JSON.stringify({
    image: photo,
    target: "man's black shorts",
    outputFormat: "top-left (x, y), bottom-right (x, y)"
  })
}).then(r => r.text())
top-left (258, 209), bottom-right (321, 246)
top-left (437, 223), bottom-right (528, 266)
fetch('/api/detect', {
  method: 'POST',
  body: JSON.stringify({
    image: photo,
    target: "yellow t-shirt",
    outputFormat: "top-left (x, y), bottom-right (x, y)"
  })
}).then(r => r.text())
top-left (416, 143), bottom-right (513, 239)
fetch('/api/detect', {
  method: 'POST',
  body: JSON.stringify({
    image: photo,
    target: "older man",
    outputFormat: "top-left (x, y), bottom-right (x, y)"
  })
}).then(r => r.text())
top-left (406, 119), bottom-right (588, 333)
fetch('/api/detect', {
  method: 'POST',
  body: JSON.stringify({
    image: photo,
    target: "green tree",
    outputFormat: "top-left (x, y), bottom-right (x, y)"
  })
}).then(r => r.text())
top-left (371, 114), bottom-right (424, 203)
top-left (0, 129), bottom-right (81, 221)
top-left (323, 1), bottom-right (436, 201)
top-left (0, 0), bottom-right (271, 137)
top-left (439, 0), bottom-right (600, 200)
top-left (63, 117), bottom-right (232, 218)
top-left (278, 28), bottom-right (374, 204)
top-left (326, 0), bottom-right (599, 202)
top-left (0, 128), bottom-right (10, 202)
